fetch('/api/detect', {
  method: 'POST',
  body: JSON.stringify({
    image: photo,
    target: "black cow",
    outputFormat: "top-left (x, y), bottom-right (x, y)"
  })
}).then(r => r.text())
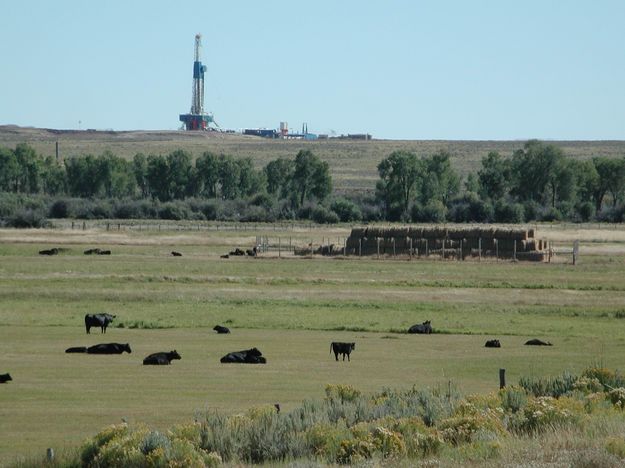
top-left (171, 251), bottom-right (182, 257)
top-left (220, 347), bottom-right (266, 364)
top-left (0, 373), bottom-right (12, 383)
top-left (84, 248), bottom-right (101, 255)
top-left (330, 342), bottom-right (356, 361)
top-left (220, 254), bottom-right (230, 259)
top-left (39, 248), bottom-right (59, 255)
top-left (85, 313), bottom-right (116, 334)
top-left (143, 350), bottom-right (181, 365)
top-left (213, 325), bottom-right (230, 334)
top-left (408, 320), bottom-right (432, 334)
top-left (86, 343), bottom-right (132, 354)
top-left (485, 339), bottom-right (501, 348)
top-left (229, 248), bottom-right (245, 256)
top-left (65, 346), bottom-right (87, 353)
top-left (98, 250), bottom-right (111, 255)
top-left (525, 339), bottom-right (553, 346)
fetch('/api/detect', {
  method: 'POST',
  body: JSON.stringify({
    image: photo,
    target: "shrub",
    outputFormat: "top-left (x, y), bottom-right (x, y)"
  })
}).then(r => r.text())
top-left (325, 384), bottom-right (362, 404)
top-left (541, 207), bottom-right (563, 222)
top-left (336, 436), bottom-right (375, 464)
top-left (411, 200), bottom-right (447, 223)
top-left (310, 206), bottom-right (339, 224)
top-left (582, 367), bottom-right (625, 389)
top-left (448, 194), bottom-right (493, 223)
top-left (330, 198), bottom-right (362, 222)
top-left (494, 200), bottom-right (525, 223)
top-left (517, 396), bottom-right (583, 432)
top-left (499, 386), bottom-right (528, 413)
top-left (159, 201), bottom-right (190, 220)
top-left (519, 371), bottom-right (578, 398)
top-left (606, 436), bottom-right (625, 459)
top-left (607, 388), bottom-right (625, 409)
top-left (49, 199), bottom-right (69, 218)
top-left (4, 208), bottom-right (49, 228)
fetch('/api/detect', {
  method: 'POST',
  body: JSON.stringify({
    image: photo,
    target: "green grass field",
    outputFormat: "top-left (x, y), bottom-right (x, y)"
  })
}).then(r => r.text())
top-left (1, 224), bottom-right (625, 464)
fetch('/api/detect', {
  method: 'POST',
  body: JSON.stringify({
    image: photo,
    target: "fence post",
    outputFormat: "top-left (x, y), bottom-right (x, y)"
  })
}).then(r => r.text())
top-left (495, 239), bottom-right (498, 261)
top-left (513, 240), bottom-right (517, 262)
top-left (499, 369), bottom-right (506, 389)
top-left (359, 238), bottom-right (362, 257)
top-left (377, 238), bottom-right (380, 259)
top-left (460, 239), bottom-right (464, 261)
top-left (442, 239), bottom-right (445, 260)
top-left (573, 240), bottom-right (579, 265)
top-left (425, 239), bottom-right (429, 257)
top-left (392, 238), bottom-right (396, 258)
top-left (343, 237), bottom-right (346, 257)
top-left (409, 238), bottom-right (413, 260)
top-left (46, 448), bottom-right (54, 462)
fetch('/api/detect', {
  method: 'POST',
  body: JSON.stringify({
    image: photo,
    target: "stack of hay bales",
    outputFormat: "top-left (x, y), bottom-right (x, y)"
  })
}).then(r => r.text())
top-left (344, 226), bottom-right (550, 261)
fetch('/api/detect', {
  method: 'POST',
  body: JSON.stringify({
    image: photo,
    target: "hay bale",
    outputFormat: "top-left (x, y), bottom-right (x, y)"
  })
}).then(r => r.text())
top-left (528, 228), bottom-right (535, 239)
top-left (351, 228), bottom-right (366, 238)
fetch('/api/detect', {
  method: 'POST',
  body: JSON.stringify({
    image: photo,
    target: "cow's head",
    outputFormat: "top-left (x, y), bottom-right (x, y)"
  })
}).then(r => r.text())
top-left (123, 343), bottom-right (132, 353)
top-left (350, 343), bottom-right (356, 350)
top-left (247, 348), bottom-right (262, 357)
top-left (170, 350), bottom-right (181, 360)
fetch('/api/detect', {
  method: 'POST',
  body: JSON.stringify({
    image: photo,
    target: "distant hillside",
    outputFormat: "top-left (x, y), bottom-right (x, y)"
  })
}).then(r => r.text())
top-left (1, 125), bottom-right (624, 193)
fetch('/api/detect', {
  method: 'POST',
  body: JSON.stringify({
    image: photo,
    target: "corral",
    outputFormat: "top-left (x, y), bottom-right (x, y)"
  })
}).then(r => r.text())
top-left (1, 223), bottom-right (625, 464)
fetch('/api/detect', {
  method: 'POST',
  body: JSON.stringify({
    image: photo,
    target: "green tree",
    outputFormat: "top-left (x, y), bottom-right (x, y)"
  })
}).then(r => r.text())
top-left (195, 151), bottom-right (220, 198)
top-left (376, 150), bottom-right (422, 219)
top-left (292, 150), bottom-right (332, 207)
top-left (264, 158), bottom-right (294, 199)
top-left (218, 154), bottom-right (240, 200)
top-left (420, 151), bottom-right (460, 205)
top-left (236, 157), bottom-right (265, 197)
top-left (133, 153), bottom-right (149, 198)
top-left (0, 146), bottom-right (19, 192)
top-left (166, 150), bottom-right (195, 199)
top-left (40, 156), bottom-right (67, 195)
top-left (477, 151), bottom-right (511, 201)
top-left (65, 155), bottom-right (102, 197)
top-left (146, 154), bottom-right (169, 201)
top-left (13, 143), bottom-right (40, 193)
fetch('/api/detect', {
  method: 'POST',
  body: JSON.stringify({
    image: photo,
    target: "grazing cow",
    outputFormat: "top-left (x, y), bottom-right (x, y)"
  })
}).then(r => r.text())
top-left (220, 347), bottom-right (266, 364)
top-left (65, 346), bottom-right (87, 353)
top-left (485, 339), bottom-right (501, 348)
top-left (0, 373), bottom-right (12, 383)
top-left (408, 320), bottom-right (432, 334)
top-left (85, 313), bottom-right (116, 334)
top-left (98, 250), bottom-right (111, 255)
top-left (171, 251), bottom-right (182, 257)
top-left (213, 325), bottom-right (230, 334)
top-left (143, 350), bottom-right (181, 365)
top-left (220, 254), bottom-right (229, 259)
top-left (39, 248), bottom-right (59, 256)
top-left (525, 339), bottom-right (553, 346)
top-left (330, 342), bottom-right (356, 361)
top-left (87, 343), bottom-right (132, 354)
top-left (84, 248), bottom-right (101, 255)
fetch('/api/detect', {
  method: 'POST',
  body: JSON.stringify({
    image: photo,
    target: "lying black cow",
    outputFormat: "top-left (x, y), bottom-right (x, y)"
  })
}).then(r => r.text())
top-left (525, 339), bottom-right (553, 346)
top-left (220, 347), bottom-right (266, 364)
top-left (485, 339), bottom-right (501, 348)
top-left (143, 350), bottom-right (181, 365)
top-left (229, 248), bottom-right (245, 256)
top-left (408, 320), bottom-right (432, 334)
top-left (87, 343), bottom-right (132, 354)
top-left (84, 248), bottom-right (101, 255)
top-left (85, 313), bottom-right (116, 334)
top-left (39, 248), bottom-right (59, 255)
top-left (0, 373), bottom-right (12, 383)
top-left (65, 346), bottom-right (88, 353)
top-left (98, 250), bottom-right (111, 255)
top-left (331, 342), bottom-right (356, 361)
top-left (213, 325), bottom-right (230, 334)
top-left (171, 251), bottom-right (182, 257)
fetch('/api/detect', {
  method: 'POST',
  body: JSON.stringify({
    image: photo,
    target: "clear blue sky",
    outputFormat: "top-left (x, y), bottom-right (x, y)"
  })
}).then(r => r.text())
top-left (2, 0), bottom-right (624, 140)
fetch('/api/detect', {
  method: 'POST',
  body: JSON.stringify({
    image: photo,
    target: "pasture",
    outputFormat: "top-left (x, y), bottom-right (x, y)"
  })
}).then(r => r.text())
top-left (1, 223), bottom-right (625, 464)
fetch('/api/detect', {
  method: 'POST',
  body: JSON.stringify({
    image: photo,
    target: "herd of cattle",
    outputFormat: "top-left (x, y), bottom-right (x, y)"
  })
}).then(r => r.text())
top-left (0, 314), bottom-right (554, 385)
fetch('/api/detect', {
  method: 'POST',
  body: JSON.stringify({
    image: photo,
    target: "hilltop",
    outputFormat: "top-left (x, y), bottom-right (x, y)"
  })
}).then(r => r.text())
top-left (1, 125), bottom-right (624, 192)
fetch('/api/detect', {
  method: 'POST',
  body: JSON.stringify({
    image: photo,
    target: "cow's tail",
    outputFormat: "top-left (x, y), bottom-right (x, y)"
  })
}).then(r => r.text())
top-left (84, 314), bottom-right (90, 334)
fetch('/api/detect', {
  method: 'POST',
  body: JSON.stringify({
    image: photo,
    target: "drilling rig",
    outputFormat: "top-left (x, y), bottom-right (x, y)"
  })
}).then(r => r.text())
top-left (179, 34), bottom-right (215, 130)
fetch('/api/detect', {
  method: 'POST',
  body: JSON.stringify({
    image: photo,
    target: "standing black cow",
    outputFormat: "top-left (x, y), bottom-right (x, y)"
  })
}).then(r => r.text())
top-left (85, 313), bottom-right (116, 334)
top-left (0, 373), bottom-right (12, 383)
top-left (408, 320), bottom-right (432, 334)
top-left (213, 325), bottom-right (230, 334)
top-left (330, 342), bottom-right (356, 361)
top-left (485, 339), bottom-right (501, 348)
top-left (143, 350), bottom-right (181, 365)
top-left (86, 343), bottom-right (132, 354)
top-left (220, 347), bottom-right (266, 364)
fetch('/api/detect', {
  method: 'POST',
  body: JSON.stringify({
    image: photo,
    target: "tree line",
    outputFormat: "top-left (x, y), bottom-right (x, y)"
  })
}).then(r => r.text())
top-left (1, 140), bottom-right (624, 226)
